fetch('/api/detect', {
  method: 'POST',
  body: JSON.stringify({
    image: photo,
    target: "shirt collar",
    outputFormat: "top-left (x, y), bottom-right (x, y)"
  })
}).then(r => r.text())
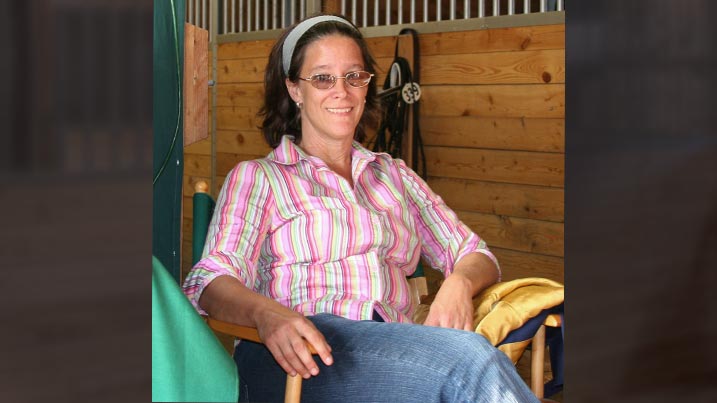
top-left (267, 135), bottom-right (378, 165)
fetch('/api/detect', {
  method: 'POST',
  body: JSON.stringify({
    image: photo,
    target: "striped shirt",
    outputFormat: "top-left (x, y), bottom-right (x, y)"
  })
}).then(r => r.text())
top-left (183, 135), bottom-right (499, 323)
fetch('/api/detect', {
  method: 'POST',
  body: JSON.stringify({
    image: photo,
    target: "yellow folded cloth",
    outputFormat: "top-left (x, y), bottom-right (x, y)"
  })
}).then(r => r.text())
top-left (473, 277), bottom-right (564, 363)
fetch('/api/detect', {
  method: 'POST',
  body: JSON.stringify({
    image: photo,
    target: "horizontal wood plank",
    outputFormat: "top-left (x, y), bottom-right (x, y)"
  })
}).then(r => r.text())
top-left (184, 137), bottom-right (211, 155)
top-left (425, 146), bottom-right (564, 187)
top-left (217, 130), bottom-right (272, 156)
top-left (184, 154), bottom-right (211, 177)
top-left (457, 211), bottom-right (564, 257)
top-left (428, 177), bottom-right (564, 222)
top-left (216, 106), bottom-right (261, 130)
top-left (421, 116), bottom-right (564, 152)
top-left (490, 247), bottom-right (564, 283)
top-left (418, 24), bottom-right (565, 56)
top-left (420, 84), bottom-right (564, 118)
top-left (216, 83), bottom-right (264, 107)
top-left (366, 36), bottom-right (399, 58)
top-left (217, 58), bottom-right (266, 83)
top-left (217, 39), bottom-right (275, 60)
top-left (217, 152), bottom-right (268, 177)
top-left (421, 50), bottom-right (565, 85)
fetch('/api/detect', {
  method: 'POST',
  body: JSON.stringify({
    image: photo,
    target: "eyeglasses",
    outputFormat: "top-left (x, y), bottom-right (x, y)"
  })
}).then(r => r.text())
top-left (298, 71), bottom-right (374, 89)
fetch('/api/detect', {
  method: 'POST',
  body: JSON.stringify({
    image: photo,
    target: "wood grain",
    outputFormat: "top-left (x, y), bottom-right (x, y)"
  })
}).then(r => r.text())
top-left (183, 23), bottom-right (209, 147)
top-left (418, 24), bottom-right (565, 56)
top-left (425, 146), bottom-right (564, 187)
top-left (217, 130), bottom-right (272, 156)
top-left (428, 177), bottom-right (564, 222)
top-left (421, 50), bottom-right (565, 85)
top-left (421, 116), bottom-right (564, 152)
top-left (457, 211), bottom-right (564, 257)
top-left (490, 247), bottom-right (564, 283)
top-left (420, 84), bottom-right (565, 118)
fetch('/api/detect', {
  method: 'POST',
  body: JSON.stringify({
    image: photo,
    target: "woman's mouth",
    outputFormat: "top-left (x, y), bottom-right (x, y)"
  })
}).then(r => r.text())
top-left (326, 107), bottom-right (353, 114)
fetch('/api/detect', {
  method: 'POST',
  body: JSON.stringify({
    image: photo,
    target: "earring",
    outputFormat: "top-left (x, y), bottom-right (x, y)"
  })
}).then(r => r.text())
top-left (296, 102), bottom-right (302, 109)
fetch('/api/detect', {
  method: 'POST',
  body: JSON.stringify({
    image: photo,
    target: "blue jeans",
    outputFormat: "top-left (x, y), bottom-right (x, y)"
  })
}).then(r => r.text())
top-left (234, 313), bottom-right (538, 403)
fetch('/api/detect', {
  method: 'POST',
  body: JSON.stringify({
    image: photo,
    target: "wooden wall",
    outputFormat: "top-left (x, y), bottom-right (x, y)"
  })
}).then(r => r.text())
top-left (182, 24), bottom-right (565, 288)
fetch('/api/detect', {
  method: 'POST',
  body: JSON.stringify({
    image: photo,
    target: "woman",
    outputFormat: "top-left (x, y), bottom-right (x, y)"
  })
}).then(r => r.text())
top-left (184, 14), bottom-right (539, 402)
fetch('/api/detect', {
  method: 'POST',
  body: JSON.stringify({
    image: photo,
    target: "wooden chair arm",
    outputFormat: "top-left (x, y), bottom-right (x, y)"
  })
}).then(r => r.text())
top-left (205, 317), bottom-right (317, 354)
top-left (205, 316), bottom-right (317, 403)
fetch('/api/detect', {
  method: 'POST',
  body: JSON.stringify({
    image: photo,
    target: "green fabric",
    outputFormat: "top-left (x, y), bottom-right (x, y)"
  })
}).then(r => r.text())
top-left (192, 192), bottom-right (216, 266)
top-left (408, 261), bottom-right (425, 279)
top-left (152, 256), bottom-right (239, 402)
top-left (152, 0), bottom-right (184, 281)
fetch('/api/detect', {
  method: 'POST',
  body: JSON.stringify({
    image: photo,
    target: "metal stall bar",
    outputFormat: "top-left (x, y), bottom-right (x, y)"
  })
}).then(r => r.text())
top-left (247, 0), bottom-right (252, 31)
top-left (557, 0), bottom-right (563, 11)
top-left (386, 0), bottom-right (391, 26)
top-left (540, 0), bottom-right (546, 12)
top-left (239, 0), bottom-right (243, 31)
top-left (223, 0), bottom-right (228, 33)
top-left (374, 0), bottom-right (379, 25)
top-left (202, 0), bottom-right (207, 29)
top-left (508, 0), bottom-right (514, 15)
top-left (351, 0), bottom-right (357, 25)
top-left (492, 0), bottom-right (499, 16)
top-left (290, 0), bottom-right (295, 25)
top-left (363, 0), bottom-right (368, 27)
top-left (465, 0), bottom-right (470, 19)
top-left (255, 0), bottom-right (259, 30)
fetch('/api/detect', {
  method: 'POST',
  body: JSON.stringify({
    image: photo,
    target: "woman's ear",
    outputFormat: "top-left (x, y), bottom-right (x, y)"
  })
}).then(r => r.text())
top-left (285, 78), bottom-right (302, 104)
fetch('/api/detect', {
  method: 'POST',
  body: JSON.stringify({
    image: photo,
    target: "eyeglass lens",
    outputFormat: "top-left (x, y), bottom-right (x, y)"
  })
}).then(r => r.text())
top-left (309, 71), bottom-right (372, 89)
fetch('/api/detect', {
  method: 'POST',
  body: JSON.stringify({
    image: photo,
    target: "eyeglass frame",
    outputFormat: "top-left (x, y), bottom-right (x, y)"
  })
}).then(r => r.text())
top-left (298, 71), bottom-right (375, 89)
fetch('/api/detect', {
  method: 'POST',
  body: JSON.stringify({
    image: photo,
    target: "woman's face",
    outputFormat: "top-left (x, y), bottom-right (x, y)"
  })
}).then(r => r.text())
top-left (286, 34), bottom-right (368, 145)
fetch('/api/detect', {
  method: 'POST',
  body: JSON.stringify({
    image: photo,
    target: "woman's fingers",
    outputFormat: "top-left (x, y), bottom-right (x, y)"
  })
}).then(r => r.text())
top-left (258, 311), bottom-right (333, 378)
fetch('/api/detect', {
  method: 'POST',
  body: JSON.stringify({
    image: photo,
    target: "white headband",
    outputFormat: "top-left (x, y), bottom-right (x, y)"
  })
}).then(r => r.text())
top-left (282, 15), bottom-right (356, 76)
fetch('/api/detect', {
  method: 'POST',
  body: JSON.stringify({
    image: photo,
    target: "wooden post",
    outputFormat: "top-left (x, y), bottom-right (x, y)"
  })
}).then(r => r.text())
top-left (284, 374), bottom-right (303, 403)
top-left (531, 324), bottom-right (546, 398)
top-left (183, 23), bottom-right (209, 147)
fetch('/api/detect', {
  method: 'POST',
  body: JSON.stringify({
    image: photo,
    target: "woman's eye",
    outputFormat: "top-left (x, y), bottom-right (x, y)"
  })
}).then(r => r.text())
top-left (314, 75), bottom-right (333, 83)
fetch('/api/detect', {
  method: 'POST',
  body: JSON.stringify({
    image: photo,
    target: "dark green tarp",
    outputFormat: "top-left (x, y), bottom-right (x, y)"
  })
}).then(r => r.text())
top-left (153, 0), bottom-right (184, 281)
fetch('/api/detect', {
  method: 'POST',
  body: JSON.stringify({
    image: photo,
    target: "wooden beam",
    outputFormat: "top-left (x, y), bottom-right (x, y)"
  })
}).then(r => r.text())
top-left (183, 23), bottom-right (209, 147)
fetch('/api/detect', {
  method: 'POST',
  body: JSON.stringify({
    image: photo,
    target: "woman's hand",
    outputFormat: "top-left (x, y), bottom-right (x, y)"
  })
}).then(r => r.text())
top-left (253, 305), bottom-right (334, 379)
top-left (422, 274), bottom-right (475, 331)
top-left (422, 252), bottom-right (499, 331)
top-left (199, 275), bottom-right (333, 378)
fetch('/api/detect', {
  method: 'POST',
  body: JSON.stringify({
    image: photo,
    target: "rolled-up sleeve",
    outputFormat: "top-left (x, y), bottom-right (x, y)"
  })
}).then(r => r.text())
top-left (397, 160), bottom-right (501, 280)
top-left (182, 161), bottom-right (273, 314)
